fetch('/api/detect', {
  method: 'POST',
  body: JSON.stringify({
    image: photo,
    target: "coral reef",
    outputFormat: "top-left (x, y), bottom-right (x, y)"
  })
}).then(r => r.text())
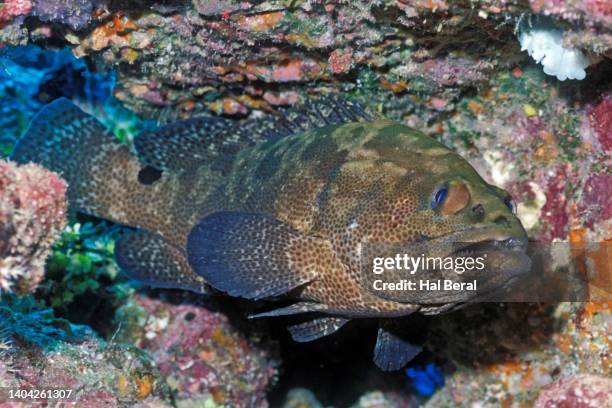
top-left (0, 306), bottom-right (172, 407)
top-left (31, 0), bottom-right (93, 30)
top-left (0, 45), bottom-right (145, 156)
top-left (114, 293), bottom-right (278, 407)
top-left (281, 388), bottom-right (323, 408)
top-left (534, 374), bottom-right (612, 408)
top-left (424, 302), bottom-right (611, 407)
top-left (0, 0), bottom-right (609, 406)
top-left (0, 0), bottom-right (31, 23)
top-left (0, 160), bottom-right (66, 296)
top-left (350, 391), bottom-right (417, 408)
top-left (0, 1), bottom-right (609, 120)
top-left (280, 387), bottom-right (419, 408)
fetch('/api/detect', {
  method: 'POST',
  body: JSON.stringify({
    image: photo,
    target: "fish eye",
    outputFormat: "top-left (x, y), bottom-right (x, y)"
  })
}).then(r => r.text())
top-left (504, 196), bottom-right (516, 214)
top-left (431, 185), bottom-right (448, 209)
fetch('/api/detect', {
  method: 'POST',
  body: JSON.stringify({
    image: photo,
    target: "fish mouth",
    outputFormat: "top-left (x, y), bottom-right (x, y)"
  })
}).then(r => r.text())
top-left (449, 236), bottom-right (528, 257)
top-left (362, 227), bottom-right (532, 306)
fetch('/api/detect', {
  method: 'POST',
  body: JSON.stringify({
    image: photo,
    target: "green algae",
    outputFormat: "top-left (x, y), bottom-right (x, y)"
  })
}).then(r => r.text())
top-left (39, 223), bottom-right (133, 316)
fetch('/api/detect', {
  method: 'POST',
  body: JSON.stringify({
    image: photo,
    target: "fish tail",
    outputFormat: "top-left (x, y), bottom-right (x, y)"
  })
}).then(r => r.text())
top-left (9, 98), bottom-right (145, 225)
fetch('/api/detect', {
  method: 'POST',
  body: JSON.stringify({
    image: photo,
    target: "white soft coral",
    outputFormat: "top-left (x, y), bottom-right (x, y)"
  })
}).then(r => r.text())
top-left (519, 26), bottom-right (589, 81)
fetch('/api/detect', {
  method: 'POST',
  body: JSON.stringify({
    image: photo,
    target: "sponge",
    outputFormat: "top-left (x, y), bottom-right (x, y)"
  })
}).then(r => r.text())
top-left (519, 25), bottom-right (589, 81)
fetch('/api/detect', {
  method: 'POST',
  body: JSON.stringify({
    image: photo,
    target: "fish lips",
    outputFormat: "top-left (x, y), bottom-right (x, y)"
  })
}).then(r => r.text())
top-left (360, 232), bottom-right (532, 305)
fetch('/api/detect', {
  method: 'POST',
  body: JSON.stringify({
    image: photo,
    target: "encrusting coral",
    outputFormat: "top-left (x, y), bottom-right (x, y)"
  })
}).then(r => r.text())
top-left (0, 305), bottom-right (173, 407)
top-left (0, 159), bottom-right (67, 296)
top-left (114, 293), bottom-right (279, 407)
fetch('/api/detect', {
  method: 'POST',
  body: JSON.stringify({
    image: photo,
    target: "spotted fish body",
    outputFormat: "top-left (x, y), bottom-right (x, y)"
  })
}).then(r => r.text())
top-left (11, 97), bottom-right (529, 370)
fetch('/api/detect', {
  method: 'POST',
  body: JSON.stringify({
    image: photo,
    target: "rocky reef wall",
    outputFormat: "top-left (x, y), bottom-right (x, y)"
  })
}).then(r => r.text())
top-left (0, 0), bottom-right (609, 406)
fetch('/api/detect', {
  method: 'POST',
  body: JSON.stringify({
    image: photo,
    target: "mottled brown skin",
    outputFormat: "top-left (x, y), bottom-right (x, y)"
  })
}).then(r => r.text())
top-left (72, 120), bottom-right (524, 317)
top-left (12, 99), bottom-right (529, 370)
top-left (215, 120), bottom-right (526, 317)
top-left (12, 101), bottom-right (526, 318)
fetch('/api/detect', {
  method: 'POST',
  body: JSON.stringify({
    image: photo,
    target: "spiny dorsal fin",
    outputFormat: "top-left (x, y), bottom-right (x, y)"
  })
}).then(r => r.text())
top-left (273, 95), bottom-right (376, 135)
top-left (134, 116), bottom-right (238, 172)
top-left (134, 96), bottom-right (375, 173)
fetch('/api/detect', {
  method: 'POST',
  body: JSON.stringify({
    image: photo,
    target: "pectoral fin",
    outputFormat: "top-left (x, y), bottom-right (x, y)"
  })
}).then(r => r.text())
top-left (187, 211), bottom-right (331, 300)
top-left (116, 229), bottom-right (208, 294)
top-left (288, 317), bottom-right (350, 342)
top-left (374, 324), bottom-right (422, 371)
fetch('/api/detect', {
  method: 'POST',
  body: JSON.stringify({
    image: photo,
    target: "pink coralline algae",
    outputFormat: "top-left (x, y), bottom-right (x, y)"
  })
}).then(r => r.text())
top-left (578, 172), bottom-right (612, 228)
top-left (534, 374), bottom-right (612, 408)
top-left (115, 294), bottom-right (278, 407)
top-left (589, 94), bottom-right (612, 151)
top-left (529, 0), bottom-right (612, 26)
top-left (329, 48), bottom-right (354, 75)
top-left (0, 160), bottom-right (67, 296)
top-left (538, 166), bottom-right (570, 242)
top-left (421, 57), bottom-right (491, 88)
top-left (0, 0), bottom-right (31, 23)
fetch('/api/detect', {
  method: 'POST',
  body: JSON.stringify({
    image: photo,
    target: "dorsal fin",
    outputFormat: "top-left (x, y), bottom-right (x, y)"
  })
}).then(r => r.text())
top-left (134, 116), bottom-right (237, 172)
top-left (237, 95), bottom-right (376, 142)
top-left (134, 96), bottom-right (375, 172)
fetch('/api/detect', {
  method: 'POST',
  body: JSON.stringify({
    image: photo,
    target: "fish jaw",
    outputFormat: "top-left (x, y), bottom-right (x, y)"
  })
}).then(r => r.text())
top-left (357, 225), bottom-right (531, 306)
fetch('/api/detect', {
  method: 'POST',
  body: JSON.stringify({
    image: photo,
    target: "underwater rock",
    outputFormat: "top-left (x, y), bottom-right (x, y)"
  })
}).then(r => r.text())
top-left (0, 307), bottom-right (172, 406)
top-left (350, 391), bottom-right (417, 408)
top-left (2, 1), bottom-right (609, 119)
top-left (114, 293), bottom-right (278, 407)
top-left (527, 1), bottom-right (612, 57)
top-left (0, 0), bottom-right (31, 23)
top-left (280, 387), bottom-right (419, 408)
top-left (31, 0), bottom-right (93, 30)
top-left (589, 93), bottom-right (612, 151)
top-left (0, 0), bottom-right (93, 29)
top-left (529, 0), bottom-right (612, 28)
top-left (281, 388), bottom-right (323, 408)
top-left (0, 160), bottom-right (66, 296)
top-left (425, 302), bottom-right (611, 407)
top-left (534, 374), bottom-right (612, 408)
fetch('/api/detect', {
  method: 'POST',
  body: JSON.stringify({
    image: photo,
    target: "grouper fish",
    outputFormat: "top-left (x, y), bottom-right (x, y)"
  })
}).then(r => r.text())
top-left (11, 97), bottom-right (530, 370)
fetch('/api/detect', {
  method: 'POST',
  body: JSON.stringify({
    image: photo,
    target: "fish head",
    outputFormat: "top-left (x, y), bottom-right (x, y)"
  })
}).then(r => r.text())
top-left (333, 123), bottom-right (530, 306)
